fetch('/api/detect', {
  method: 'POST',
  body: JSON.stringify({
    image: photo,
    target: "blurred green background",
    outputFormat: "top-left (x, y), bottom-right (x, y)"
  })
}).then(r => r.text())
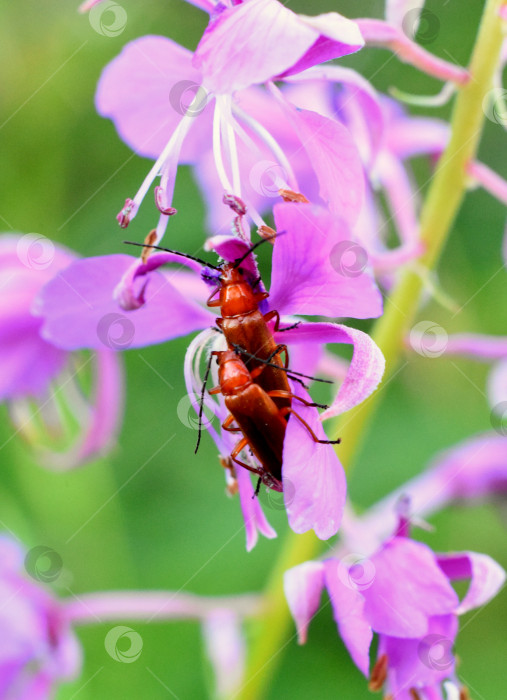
top-left (0, 0), bottom-right (506, 697)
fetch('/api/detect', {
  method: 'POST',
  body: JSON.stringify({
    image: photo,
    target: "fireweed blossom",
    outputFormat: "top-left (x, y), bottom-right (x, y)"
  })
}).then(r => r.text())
top-left (0, 234), bottom-right (123, 469)
top-left (284, 509), bottom-right (505, 700)
top-left (96, 0), bottom-right (367, 243)
top-left (0, 534), bottom-right (260, 698)
top-left (35, 201), bottom-right (385, 548)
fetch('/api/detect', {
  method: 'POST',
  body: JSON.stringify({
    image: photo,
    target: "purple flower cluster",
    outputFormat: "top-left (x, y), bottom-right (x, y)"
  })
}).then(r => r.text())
top-left (1, 0), bottom-right (507, 697)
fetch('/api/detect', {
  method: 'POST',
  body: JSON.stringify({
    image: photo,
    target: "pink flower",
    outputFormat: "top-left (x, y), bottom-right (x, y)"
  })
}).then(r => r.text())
top-left (0, 234), bottom-right (123, 469)
top-left (285, 531), bottom-right (504, 698)
top-left (36, 203), bottom-right (385, 546)
top-left (95, 1), bottom-right (366, 241)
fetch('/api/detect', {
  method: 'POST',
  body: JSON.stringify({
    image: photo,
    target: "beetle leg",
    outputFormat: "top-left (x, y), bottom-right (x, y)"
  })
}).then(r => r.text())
top-left (222, 414), bottom-right (242, 433)
top-left (230, 439), bottom-right (264, 476)
top-left (279, 407), bottom-right (341, 444)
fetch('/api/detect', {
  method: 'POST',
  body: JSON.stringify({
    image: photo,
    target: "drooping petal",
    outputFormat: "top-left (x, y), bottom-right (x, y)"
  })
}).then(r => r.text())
top-left (236, 467), bottom-right (277, 551)
top-left (362, 538), bottom-right (459, 637)
top-left (194, 0), bottom-right (363, 94)
top-left (437, 551), bottom-right (506, 615)
top-left (35, 255), bottom-right (213, 350)
top-left (324, 559), bottom-right (373, 676)
top-left (283, 561), bottom-right (325, 644)
top-left (274, 107), bottom-right (364, 226)
top-left (275, 323), bottom-right (385, 420)
top-left (96, 36), bottom-right (213, 162)
top-left (269, 204), bottom-right (382, 319)
top-left (282, 384), bottom-right (346, 540)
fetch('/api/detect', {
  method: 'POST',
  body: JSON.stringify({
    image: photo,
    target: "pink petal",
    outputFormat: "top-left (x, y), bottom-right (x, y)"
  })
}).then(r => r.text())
top-left (96, 36), bottom-right (213, 162)
top-left (283, 561), bottom-right (325, 644)
top-left (437, 551), bottom-right (506, 615)
top-left (276, 322), bottom-right (385, 420)
top-left (282, 384), bottom-right (346, 540)
top-left (444, 333), bottom-right (507, 361)
top-left (363, 538), bottom-right (459, 637)
top-left (276, 106), bottom-right (364, 226)
top-left (386, 115), bottom-right (449, 159)
top-left (357, 19), bottom-right (469, 84)
top-left (236, 467), bottom-right (277, 552)
top-left (35, 255), bottom-right (213, 350)
top-left (324, 559), bottom-right (373, 676)
top-left (467, 160), bottom-right (507, 205)
top-left (194, 0), bottom-right (363, 94)
top-left (270, 203), bottom-right (382, 319)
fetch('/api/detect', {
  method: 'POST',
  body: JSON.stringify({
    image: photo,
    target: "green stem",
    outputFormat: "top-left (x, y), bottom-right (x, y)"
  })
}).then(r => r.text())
top-left (233, 2), bottom-right (504, 698)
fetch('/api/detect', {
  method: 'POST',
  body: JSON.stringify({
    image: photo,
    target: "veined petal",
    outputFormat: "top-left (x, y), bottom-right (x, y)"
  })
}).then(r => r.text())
top-left (437, 551), bottom-right (506, 615)
top-left (275, 322), bottom-right (385, 420)
top-left (270, 204), bottom-right (382, 319)
top-left (324, 559), bottom-right (373, 676)
top-left (275, 107), bottom-right (364, 226)
top-left (363, 538), bottom-right (459, 637)
top-left (282, 384), bottom-right (346, 540)
top-left (283, 561), bottom-right (325, 644)
top-left (35, 255), bottom-right (213, 350)
top-left (194, 0), bottom-right (363, 94)
top-left (96, 36), bottom-right (213, 162)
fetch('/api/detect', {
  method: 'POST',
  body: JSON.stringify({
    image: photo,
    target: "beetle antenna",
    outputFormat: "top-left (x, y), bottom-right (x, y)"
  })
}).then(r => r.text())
top-left (195, 351), bottom-right (216, 454)
top-left (124, 241), bottom-right (220, 271)
top-left (232, 231), bottom-right (286, 269)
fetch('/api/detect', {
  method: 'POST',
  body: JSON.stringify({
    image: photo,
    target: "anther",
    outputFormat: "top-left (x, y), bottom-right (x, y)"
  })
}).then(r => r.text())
top-left (278, 188), bottom-right (309, 203)
top-left (368, 653), bottom-right (389, 692)
top-left (258, 225), bottom-right (277, 244)
top-left (141, 230), bottom-right (157, 264)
